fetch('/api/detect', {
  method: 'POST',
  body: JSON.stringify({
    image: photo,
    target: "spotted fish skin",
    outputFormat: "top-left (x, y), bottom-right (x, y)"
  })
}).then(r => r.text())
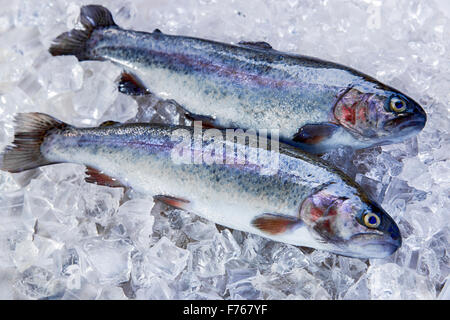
top-left (1, 113), bottom-right (402, 258)
top-left (49, 5), bottom-right (426, 154)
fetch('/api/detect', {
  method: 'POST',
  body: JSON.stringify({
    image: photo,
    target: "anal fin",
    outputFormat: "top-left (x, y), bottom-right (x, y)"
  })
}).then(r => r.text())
top-left (154, 195), bottom-right (191, 210)
top-left (185, 113), bottom-right (219, 129)
top-left (85, 166), bottom-right (124, 188)
top-left (118, 71), bottom-right (151, 96)
top-left (251, 213), bottom-right (301, 235)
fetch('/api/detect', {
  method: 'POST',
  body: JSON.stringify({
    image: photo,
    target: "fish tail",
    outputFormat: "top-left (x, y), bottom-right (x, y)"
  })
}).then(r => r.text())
top-left (49, 5), bottom-right (117, 60)
top-left (1, 113), bottom-right (69, 173)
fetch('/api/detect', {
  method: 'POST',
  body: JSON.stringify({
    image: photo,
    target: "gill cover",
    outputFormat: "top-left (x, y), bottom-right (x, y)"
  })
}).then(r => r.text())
top-left (298, 183), bottom-right (401, 254)
top-left (333, 87), bottom-right (426, 142)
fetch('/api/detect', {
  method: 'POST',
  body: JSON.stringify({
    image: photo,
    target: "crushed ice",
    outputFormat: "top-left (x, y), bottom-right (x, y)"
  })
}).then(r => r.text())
top-left (0, 0), bottom-right (448, 299)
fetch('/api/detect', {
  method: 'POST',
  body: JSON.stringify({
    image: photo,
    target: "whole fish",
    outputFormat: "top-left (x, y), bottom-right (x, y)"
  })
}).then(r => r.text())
top-left (49, 5), bottom-right (426, 154)
top-left (1, 112), bottom-right (401, 258)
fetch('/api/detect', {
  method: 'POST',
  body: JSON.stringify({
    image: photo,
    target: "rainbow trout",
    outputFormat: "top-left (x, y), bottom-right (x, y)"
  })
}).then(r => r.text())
top-left (1, 113), bottom-right (401, 258)
top-left (49, 5), bottom-right (426, 154)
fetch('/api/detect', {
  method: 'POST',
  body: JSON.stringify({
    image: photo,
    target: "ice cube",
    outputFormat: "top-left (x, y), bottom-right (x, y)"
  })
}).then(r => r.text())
top-left (135, 276), bottom-right (174, 300)
top-left (338, 256), bottom-right (368, 280)
top-left (399, 157), bottom-right (433, 191)
top-left (183, 220), bottom-right (218, 241)
top-left (438, 276), bottom-right (450, 300)
top-left (0, 267), bottom-right (16, 299)
top-left (270, 244), bottom-right (309, 274)
top-left (183, 290), bottom-right (224, 300)
top-left (382, 177), bottom-right (427, 217)
top-left (128, 95), bottom-right (159, 123)
top-left (228, 281), bottom-right (261, 300)
top-left (114, 2), bottom-right (138, 28)
top-left (152, 99), bottom-right (184, 125)
top-left (355, 173), bottom-right (386, 203)
top-left (429, 160), bottom-right (450, 186)
top-left (97, 286), bottom-right (127, 300)
top-left (60, 279), bottom-right (101, 300)
top-left (72, 61), bottom-right (121, 121)
top-left (130, 251), bottom-right (153, 289)
top-left (79, 237), bottom-right (133, 286)
top-left (188, 239), bottom-right (225, 278)
top-left (226, 267), bottom-right (261, 300)
top-left (240, 234), bottom-right (261, 262)
top-left (100, 93), bottom-right (138, 124)
top-left (17, 71), bottom-right (44, 101)
top-left (367, 263), bottom-right (436, 299)
top-left (252, 269), bottom-right (327, 300)
top-left (80, 183), bottom-right (123, 225)
top-left (343, 275), bottom-right (370, 300)
top-left (214, 229), bottom-right (241, 262)
top-left (150, 204), bottom-right (191, 247)
top-left (37, 55), bottom-right (84, 96)
top-left (201, 274), bottom-right (228, 297)
top-left (145, 236), bottom-right (189, 281)
top-left (15, 265), bottom-right (65, 300)
top-left (12, 240), bottom-right (39, 272)
top-left (417, 248), bottom-right (441, 282)
top-left (330, 268), bottom-right (356, 299)
top-left (63, 264), bottom-right (82, 292)
top-left (13, 234), bottom-right (65, 277)
top-left (175, 271), bottom-right (202, 299)
top-left (116, 199), bottom-right (155, 250)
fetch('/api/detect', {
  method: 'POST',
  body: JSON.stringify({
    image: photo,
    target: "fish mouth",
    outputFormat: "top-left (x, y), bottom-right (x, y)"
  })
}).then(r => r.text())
top-left (354, 241), bottom-right (400, 259)
top-left (348, 233), bottom-right (401, 259)
top-left (383, 113), bottom-right (426, 134)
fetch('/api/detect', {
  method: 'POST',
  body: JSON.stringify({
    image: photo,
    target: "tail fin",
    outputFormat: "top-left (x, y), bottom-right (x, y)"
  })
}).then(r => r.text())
top-left (1, 113), bottom-right (68, 173)
top-left (49, 5), bottom-right (117, 60)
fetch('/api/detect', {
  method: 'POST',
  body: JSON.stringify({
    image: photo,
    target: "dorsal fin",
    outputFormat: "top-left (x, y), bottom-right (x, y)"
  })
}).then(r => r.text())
top-left (99, 120), bottom-right (121, 127)
top-left (238, 41), bottom-right (273, 50)
top-left (79, 5), bottom-right (117, 30)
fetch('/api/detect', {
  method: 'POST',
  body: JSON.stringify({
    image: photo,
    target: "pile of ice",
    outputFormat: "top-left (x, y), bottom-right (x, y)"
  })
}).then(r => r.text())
top-left (0, 0), bottom-right (448, 299)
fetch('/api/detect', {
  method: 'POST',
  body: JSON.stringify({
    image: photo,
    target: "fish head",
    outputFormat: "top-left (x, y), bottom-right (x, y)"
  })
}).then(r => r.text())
top-left (299, 183), bottom-right (401, 258)
top-left (333, 86), bottom-right (426, 146)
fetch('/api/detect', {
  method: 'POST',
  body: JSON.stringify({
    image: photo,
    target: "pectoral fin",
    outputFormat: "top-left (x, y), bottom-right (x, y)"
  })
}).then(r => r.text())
top-left (118, 71), bottom-right (151, 96)
top-left (293, 123), bottom-right (340, 145)
top-left (154, 195), bottom-right (191, 210)
top-left (251, 213), bottom-right (301, 235)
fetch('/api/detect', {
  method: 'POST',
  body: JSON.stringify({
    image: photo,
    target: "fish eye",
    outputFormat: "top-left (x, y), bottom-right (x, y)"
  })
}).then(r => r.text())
top-left (363, 213), bottom-right (381, 228)
top-left (390, 97), bottom-right (407, 113)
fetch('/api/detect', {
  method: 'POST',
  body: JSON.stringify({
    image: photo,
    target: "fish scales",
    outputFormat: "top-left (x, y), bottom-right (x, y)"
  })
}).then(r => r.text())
top-left (49, 5), bottom-right (426, 153)
top-left (93, 28), bottom-right (342, 133)
top-left (46, 124), bottom-right (323, 211)
top-left (1, 113), bottom-right (402, 258)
